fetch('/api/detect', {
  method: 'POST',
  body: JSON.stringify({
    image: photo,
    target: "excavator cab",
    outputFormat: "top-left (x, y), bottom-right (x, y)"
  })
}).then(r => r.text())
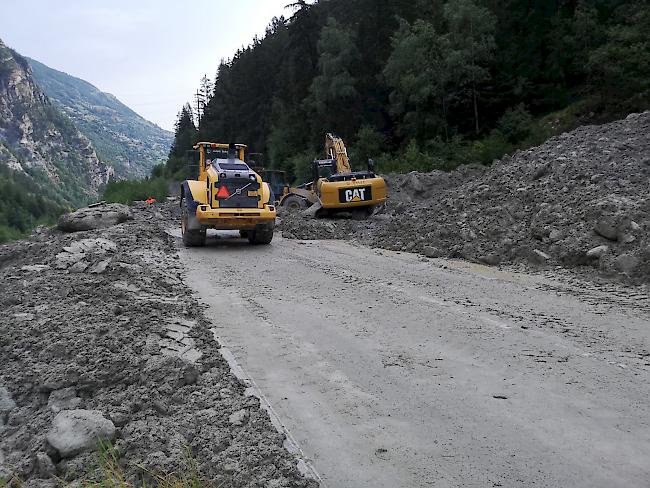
top-left (312, 159), bottom-right (337, 180)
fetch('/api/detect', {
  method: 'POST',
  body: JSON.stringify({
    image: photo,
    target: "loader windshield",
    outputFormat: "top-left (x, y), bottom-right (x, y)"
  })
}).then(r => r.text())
top-left (219, 162), bottom-right (249, 171)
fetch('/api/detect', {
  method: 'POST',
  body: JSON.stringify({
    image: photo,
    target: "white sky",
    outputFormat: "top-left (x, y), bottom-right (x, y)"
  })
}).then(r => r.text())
top-left (0, 0), bottom-right (294, 131)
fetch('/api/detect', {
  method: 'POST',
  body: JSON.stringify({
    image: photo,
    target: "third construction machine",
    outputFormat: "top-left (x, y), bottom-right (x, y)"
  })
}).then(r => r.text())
top-left (280, 133), bottom-right (387, 216)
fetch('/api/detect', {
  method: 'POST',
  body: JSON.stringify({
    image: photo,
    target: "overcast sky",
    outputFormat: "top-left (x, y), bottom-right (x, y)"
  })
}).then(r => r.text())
top-left (0, 0), bottom-right (294, 131)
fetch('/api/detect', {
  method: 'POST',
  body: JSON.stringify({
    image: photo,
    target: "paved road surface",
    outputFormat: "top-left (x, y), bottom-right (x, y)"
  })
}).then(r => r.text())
top-left (177, 231), bottom-right (650, 488)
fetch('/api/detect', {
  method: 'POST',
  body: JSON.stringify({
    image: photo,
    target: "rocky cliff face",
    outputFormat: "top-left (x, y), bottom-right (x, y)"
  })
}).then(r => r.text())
top-left (0, 38), bottom-right (112, 201)
top-left (29, 57), bottom-right (172, 179)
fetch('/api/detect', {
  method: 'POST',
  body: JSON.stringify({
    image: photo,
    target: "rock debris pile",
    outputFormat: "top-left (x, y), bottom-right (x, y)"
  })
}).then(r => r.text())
top-left (0, 204), bottom-right (317, 488)
top-left (280, 112), bottom-right (650, 283)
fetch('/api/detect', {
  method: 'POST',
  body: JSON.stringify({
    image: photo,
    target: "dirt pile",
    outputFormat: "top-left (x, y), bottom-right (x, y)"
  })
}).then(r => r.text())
top-left (0, 204), bottom-right (317, 487)
top-left (280, 112), bottom-right (650, 283)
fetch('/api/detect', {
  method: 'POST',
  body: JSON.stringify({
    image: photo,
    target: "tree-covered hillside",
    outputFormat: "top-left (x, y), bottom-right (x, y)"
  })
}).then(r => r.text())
top-left (29, 58), bottom-right (172, 179)
top-left (166, 0), bottom-right (649, 181)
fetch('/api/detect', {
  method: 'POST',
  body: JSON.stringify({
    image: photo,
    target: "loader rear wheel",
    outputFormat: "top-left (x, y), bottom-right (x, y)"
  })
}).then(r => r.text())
top-left (181, 199), bottom-right (206, 247)
top-left (248, 224), bottom-right (274, 245)
top-left (282, 195), bottom-right (307, 211)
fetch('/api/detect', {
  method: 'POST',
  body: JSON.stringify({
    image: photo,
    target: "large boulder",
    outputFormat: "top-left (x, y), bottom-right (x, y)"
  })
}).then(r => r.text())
top-left (58, 203), bottom-right (133, 232)
top-left (46, 410), bottom-right (116, 458)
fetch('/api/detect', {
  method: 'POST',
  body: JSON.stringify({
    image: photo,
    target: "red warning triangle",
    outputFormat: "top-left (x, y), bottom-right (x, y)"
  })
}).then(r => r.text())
top-left (216, 186), bottom-right (230, 199)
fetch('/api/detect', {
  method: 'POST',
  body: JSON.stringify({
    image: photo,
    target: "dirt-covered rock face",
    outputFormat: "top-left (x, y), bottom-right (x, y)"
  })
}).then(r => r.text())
top-left (0, 204), bottom-right (317, 488)
top-left (280, 112), bottom-right (650, 283)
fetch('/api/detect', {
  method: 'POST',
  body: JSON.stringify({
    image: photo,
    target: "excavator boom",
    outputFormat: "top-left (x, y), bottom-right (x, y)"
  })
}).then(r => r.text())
top-left (325, 133), bottom-right (352, 174)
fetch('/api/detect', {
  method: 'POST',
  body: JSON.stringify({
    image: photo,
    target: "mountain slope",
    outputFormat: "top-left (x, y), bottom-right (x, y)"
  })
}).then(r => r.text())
top-left (0, 38), bottom-right (112, 240)
top-left (28, 58), bottom-right (172, 178)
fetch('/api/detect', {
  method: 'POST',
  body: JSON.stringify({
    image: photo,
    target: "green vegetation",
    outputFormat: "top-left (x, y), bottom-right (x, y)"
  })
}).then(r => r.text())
top-left (163, 105), bottom-right (199, 181)
top-left (103, 178), bottom-right (169, 204)
top-left (0, 164), bottom-right (72, 243)
top-left (78, 441), bottom-right (206, 488)
top-left (0, 442), bottom-right (207, 488)
top-left (161, 0), bottom-right (649, 180)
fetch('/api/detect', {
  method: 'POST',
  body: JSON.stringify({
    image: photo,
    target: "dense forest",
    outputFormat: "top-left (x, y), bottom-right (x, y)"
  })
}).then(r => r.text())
top-left (164, 0), bottom-right (649, 182)
top-left (0, 165), bottom-right (71, 242)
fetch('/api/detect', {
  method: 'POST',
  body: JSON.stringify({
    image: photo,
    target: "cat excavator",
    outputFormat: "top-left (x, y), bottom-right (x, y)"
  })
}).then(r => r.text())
top-left (279, 133), bottom-right (387, 216)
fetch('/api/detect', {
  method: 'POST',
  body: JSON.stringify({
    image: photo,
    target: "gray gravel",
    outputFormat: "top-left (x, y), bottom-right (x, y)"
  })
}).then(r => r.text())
top-left (0, 204), bottom-right (317, 487)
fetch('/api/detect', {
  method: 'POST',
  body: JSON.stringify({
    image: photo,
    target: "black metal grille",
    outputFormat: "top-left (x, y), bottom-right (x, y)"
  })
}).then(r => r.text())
top-left (216, 178), bottom-right (260, 208)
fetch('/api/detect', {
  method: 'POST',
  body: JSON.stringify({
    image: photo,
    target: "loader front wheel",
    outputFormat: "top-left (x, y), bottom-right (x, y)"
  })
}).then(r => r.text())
top-left (282, 195), bottom-right (307, 211)
top-left (181, 200), bottom-right (206, 247)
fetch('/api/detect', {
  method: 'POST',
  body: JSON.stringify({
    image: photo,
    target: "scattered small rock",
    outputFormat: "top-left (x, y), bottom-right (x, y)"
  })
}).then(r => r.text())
top-left (0, 386), bottom-right (16, 424)
top-left (615, 253), bottom-right (640, 274)
top-left (46, 409), bottom-right (116, 458)
top-left (594, 220), bottom-right (619, 241)
top-left (229, 409), bottom-right (249, 426)
top-left (479, 253), bottom-right (501, 266)
top-left (47, 388), bottom-right (82, 413)
top-left (530, 249), bottom-right (551, 264)
top-left (422, 246), bottom-right (444, 258)
top-left (35, 452), bottom-right (56, 478)
top-left (586, 245), bottom-right (609, 259)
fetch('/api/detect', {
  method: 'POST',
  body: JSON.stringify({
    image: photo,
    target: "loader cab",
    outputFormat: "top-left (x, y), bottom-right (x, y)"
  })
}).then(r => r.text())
top-left (193, 142), bottom-right (247, 181)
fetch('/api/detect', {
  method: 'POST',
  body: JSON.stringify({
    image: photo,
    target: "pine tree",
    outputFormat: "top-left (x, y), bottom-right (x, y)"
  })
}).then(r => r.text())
top-left (166, 104), bottom-right (197, 177)
top-left (444, 0), bottom-right (496, 135)
top-left (307, 17), bottom-right (361, 141)
top-left (383, 19), bottom-right (454, 141)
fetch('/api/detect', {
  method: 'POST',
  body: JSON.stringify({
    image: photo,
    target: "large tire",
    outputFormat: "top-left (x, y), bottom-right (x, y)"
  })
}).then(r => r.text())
top-left (282, 194), bottom-right (308, 211)
top-left (181, 199), bottom-right (206, 247)
top-left (248, 223), bottom-right (274, 245)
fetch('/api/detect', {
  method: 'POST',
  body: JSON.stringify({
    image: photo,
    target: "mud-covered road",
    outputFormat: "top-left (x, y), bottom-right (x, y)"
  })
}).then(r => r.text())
top-left (177, 231), bottom-right (650, 488)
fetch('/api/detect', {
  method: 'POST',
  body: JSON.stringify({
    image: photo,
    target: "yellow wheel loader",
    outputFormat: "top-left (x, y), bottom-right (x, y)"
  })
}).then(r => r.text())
top-left (180, 142), bottom-right (276, 247)
top-left (279, 133), bottom-right (387, 217)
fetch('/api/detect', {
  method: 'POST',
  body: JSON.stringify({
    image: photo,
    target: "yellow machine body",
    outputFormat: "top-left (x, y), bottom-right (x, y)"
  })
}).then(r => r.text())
top-left (279, 133), bottom-right (387, 214)
top-left (316, 176), bottom-right (388, 209)
top-left (180, 142), bottom-right (276, 246)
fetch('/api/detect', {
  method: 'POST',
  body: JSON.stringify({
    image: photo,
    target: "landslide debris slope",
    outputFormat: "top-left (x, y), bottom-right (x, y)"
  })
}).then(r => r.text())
top-left (281, 112), bottom-right (650, 283)
top-left (0, 204), bottom-right (317, 488)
